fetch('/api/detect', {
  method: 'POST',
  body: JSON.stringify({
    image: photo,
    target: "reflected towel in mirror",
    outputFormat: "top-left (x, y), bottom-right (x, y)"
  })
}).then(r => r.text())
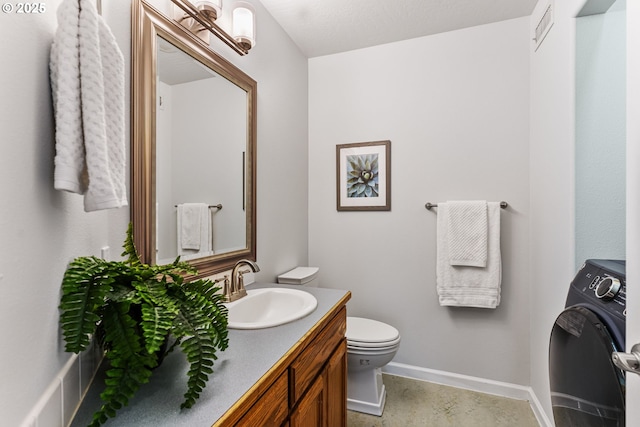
top-left (177, 203), bottom-right (212, 255)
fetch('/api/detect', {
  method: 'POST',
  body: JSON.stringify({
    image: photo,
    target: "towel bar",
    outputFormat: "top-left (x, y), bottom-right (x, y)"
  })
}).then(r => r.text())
top-left (425, 201), bottom-right (508, 210)
top-left (174, 204), bottom-right (223, 210)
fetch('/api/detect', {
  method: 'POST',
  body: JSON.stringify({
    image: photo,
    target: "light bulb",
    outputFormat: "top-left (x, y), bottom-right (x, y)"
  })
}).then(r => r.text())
top-left (232, 5), bottom-right (255, 50)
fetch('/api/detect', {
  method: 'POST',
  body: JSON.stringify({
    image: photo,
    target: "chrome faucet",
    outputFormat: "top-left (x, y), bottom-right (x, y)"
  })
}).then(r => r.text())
top-left (223, 259), bottom-right (260, 302)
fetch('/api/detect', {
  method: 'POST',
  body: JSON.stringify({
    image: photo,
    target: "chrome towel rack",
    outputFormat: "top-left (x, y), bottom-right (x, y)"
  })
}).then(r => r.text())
top-left (425, 201), bottom-right (508, 210)
top-left (174, 204), bottom-right (223, 210)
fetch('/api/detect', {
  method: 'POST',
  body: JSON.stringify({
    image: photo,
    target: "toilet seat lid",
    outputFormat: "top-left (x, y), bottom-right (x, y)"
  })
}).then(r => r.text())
top-left (346, 316), bottom-right (400, 344)
top-left (347, 335), bottom-right (401, 350)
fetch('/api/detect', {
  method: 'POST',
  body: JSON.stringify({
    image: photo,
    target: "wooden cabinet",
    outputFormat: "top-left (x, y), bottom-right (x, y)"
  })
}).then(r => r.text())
top-left (217, 301), bottom-right (349, 427)
top-left (325, 340), bottom-right (347, 427)
top-left (291, 339), bottom-right (347, 427)
top-left (235, 372), bottom-right (289, 427)
top-left (290, 372), bottom-right (325, 427)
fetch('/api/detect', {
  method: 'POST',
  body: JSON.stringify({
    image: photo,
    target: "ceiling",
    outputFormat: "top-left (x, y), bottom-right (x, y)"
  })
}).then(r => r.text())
top-left (258, 0), bottom-right (538, 58)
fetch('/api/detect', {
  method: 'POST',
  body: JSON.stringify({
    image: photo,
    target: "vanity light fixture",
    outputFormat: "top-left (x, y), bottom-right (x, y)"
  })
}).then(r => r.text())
top-left (171, 0), bottom-right (255, 55)
top-left (232, 3), bottom-right (256, 50)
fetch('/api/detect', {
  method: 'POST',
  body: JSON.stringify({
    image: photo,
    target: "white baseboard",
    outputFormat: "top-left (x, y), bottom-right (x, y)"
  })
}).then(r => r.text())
top-left (382, 362), bottom-right (554, 427)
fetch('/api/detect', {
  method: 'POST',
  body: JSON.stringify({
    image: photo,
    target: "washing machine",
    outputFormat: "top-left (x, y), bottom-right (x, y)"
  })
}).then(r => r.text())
top-left (549, 259), bottom-right (626, 426)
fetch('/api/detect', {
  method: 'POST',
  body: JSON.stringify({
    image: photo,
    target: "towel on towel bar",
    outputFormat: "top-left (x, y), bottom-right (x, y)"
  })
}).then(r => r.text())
top-left (177, 203), bottom-right (211, 255)
top-left (436, 201), bottom-right (502, 309)
top-left (446, 200), bottom-right (488, 267)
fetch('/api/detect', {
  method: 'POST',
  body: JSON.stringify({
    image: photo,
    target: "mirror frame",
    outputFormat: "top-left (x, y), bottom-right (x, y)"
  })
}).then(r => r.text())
top-left (131, 0), bottom-right (257, 277)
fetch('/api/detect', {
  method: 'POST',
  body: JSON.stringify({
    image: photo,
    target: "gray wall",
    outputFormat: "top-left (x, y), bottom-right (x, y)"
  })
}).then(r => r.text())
top-left (529, 0), bottom-right (588, 421)
top-left (529, 0), bottom-right (628, 422)
top-left (575, 4), bottom-right (626, 268)
top-left (0, 2), bottom-right (129, 424)
top-left (308, 17), bottom-right (531, 386)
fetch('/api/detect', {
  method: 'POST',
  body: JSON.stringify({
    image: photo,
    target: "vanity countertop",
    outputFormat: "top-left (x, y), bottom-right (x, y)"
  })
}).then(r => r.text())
top-left (70, 283), bottom-right (350, 427)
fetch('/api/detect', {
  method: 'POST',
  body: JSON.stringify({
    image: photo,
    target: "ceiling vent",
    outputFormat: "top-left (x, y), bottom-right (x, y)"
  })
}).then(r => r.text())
top-left (533, 1), bottom-right (554, 51)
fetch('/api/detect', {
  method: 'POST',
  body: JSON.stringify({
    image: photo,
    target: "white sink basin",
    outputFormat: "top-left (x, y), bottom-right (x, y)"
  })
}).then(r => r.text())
top-left (225, 288), bottom-right (318, 329)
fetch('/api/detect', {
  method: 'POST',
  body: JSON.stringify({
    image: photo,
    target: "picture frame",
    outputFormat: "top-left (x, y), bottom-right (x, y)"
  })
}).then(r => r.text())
top-left (336, 140), bottom-right (391, 211)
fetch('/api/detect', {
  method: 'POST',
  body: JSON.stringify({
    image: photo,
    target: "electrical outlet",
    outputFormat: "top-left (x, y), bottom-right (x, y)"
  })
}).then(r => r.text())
top-left (101, 246), bottom-right (110, 260)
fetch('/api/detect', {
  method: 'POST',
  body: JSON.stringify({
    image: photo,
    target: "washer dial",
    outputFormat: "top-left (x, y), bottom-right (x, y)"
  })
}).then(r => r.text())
top-left (595, 276), bottom-right (621, 300)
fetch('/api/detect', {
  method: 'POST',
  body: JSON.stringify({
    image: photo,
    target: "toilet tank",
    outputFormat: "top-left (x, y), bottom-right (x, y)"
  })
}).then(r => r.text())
top-left (277, 267), bottom-right (319, 286)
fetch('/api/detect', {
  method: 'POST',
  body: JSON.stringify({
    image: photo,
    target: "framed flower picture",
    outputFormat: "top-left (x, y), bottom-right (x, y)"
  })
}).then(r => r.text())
top-left (336, 140), bottom-right (391, 211)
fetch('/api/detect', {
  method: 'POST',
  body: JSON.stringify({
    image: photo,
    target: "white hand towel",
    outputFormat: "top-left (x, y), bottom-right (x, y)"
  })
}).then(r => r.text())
top-left (51, 0), bottom-right (86, 194)
top-left (436, 202), bottom-right (502, 309)
top-left (177, 204), bottom-right (212, 257)
top-left (179, 204), bottom-right (203, 250)
top-left (446, 200), bottom-right (488, 267)
top-left (50, 0), bottom-right (127, 211)
top-left (78, 0), bottom-right (127, 211)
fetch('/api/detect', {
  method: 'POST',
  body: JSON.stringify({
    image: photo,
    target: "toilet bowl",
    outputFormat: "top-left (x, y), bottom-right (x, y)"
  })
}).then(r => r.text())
top-left (345, 316), bottom-right (400, 416)
top-left (277, 267), bottom-right (401, 417)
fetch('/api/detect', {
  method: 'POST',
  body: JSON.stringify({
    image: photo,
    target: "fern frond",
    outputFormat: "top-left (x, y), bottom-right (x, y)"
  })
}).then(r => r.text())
top-left (134, 276), bottom-right (180, 333)
top-left (141, 303), bottom-right (176, 354)
top-left (173, 306), bottom-right (224, 409)
top-left (132, 276), bottom-right (169, 301)
top-left (88, 302), bottom-right (157, 426)
top-left (89, 352), bottom-right (154, 427)
top-left (181, 280), bottom-right (229, 349)
top-left (122, 222), bottom-right (142, 268)
top-left (152, 261), bottom-right (197, 286)
top-left (183, 278), bottom-right (222, 300)
top-left (101, 301), bottom-right (146, 361)
top-left (59, 256), bottom-right (112, 353)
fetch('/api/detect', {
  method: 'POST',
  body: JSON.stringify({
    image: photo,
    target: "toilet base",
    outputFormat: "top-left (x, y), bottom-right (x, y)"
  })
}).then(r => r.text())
top-left (346, 367), bottom-right (387, 416)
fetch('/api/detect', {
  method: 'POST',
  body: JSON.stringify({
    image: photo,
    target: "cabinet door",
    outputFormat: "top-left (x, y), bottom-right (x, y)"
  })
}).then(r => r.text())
top-left (290, 308), bottom-right (346, 403)
top-left (236, 372), bottom-right (289, 427)
top-left (290, 374), bottom-right (325, 427)
top-left (325, 340), bottom-right (347, 427)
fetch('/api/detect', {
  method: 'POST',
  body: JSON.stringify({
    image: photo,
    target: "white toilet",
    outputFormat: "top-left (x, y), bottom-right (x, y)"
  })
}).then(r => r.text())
top-left (278, 267), bottom-right (401, 416)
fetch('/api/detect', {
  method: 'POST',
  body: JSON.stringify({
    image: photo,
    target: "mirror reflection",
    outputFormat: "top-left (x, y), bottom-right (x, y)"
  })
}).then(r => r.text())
top-left (131, 0), bottom-right (257, 278)
top-left (156, 36), bottom-right (247, 264)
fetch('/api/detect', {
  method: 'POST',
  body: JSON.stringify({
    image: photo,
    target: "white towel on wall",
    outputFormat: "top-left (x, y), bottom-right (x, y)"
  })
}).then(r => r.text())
top-left (50, 0), bottom-right (84, 194)
top-left (177, 204), bottom-right (212, 256)
top-left (50, 0), bottom-right (127, 212)
top-left (446, 200), bottom-right (488, 267)
top-left (436, 202), bottom-right (502, 309)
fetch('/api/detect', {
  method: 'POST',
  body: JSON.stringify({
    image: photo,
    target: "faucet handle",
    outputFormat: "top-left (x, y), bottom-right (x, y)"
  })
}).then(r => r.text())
top-left (236, 270), bottom-right (249, 298)
top-left (222, 275), bottom-right (231, 296)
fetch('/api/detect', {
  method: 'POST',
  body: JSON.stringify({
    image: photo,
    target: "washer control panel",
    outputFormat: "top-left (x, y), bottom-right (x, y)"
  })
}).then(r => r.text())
top-left (594, 276), bottom-right (621, 300)
top-left (569, 259), bottom-right (626, 319)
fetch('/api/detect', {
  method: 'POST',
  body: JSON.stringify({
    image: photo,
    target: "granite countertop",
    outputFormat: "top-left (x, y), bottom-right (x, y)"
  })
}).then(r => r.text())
top-left (70, 283), bottom-right (350, 427)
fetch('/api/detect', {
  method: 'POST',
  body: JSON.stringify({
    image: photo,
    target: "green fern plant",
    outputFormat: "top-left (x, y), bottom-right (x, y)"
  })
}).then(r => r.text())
top-left (59, 223), bottom-right (229, 427)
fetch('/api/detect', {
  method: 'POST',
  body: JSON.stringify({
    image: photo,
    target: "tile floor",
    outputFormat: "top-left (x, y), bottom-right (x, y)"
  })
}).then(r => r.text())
top-left (347, 374), bottom-right (540, 427)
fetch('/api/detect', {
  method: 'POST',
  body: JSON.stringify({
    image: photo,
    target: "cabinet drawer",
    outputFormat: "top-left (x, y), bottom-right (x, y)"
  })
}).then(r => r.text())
top-left (236, 371), bottom-right (288, 427)
top-left (289, 307), bottom-right (346, 403)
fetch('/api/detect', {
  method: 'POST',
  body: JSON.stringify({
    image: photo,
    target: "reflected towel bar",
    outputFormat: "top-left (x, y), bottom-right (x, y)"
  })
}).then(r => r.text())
top-left (425, 201), bottom-right (508, 210)
top-left (174, 204), bottom-right (223, 210)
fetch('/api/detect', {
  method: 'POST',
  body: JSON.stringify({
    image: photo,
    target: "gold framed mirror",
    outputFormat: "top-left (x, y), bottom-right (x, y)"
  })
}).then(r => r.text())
top-left (131, 0), bottom-right (257, 278)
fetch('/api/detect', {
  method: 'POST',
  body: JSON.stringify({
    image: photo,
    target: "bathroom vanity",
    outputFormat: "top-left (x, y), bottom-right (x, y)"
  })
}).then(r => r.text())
top-left (70, 284), bottom-right (350, 427)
